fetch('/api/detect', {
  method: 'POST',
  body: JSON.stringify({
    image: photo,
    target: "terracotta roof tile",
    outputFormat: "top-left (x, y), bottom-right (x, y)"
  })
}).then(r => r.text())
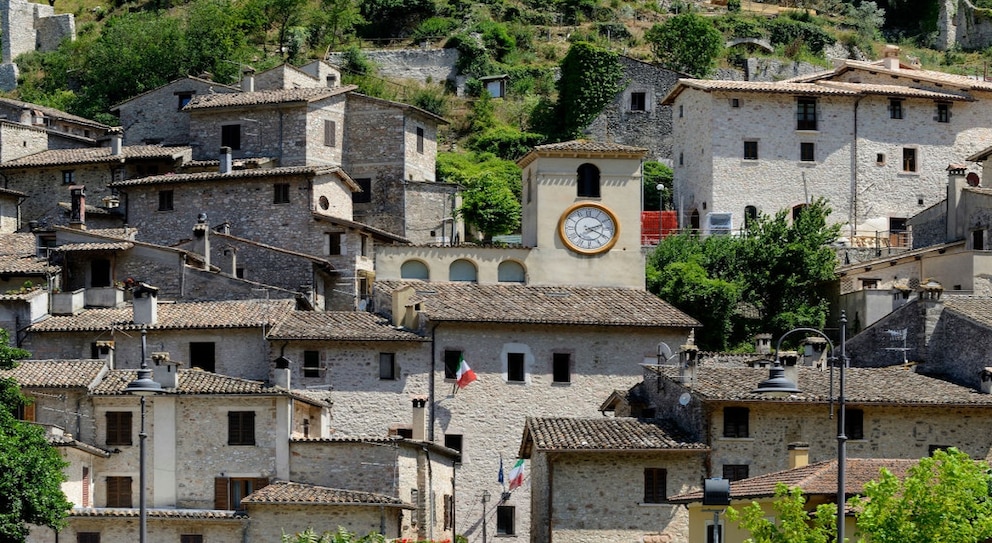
top-left (523, 417), bottom-right (708, 452)
top-left (376, 281), bottom-right (699, 328)
top-left (653, 365), bottom-right (992, 405)
top-left (54, 241), bottom-right (134, 252)
top-left (109, 165), bottom-right (338, 187)
top-left (817, 81), bottom-right (973, 101)
top-left (0, 253), bottom-right (58, 275)
top-left (0, 97), bottom-right (110, 129)
top-left (27, 299), bottom-right (295, 332)
top-left (185, 86), bottom-right (354, 110)
top-left (0, 186), bottom-right (26, 197)
top-left (0, 233), bottom-right (37, 256)
top-left (518, 139), bottom-right (647, 167)
top-left (267, 311), bottom-right (426, 341)
top-left (70, 508), bottom-right (243, 519)
top-left (669, 458), bottom-right (917, 502)
top-left (0, 146), bottom-right (190, 169)
top-left (241, 481), bottom-right (411, 508)
top-left (943, 296), bottom-right (992, 329)
top-left (0, 360), bottom-right (108, 388)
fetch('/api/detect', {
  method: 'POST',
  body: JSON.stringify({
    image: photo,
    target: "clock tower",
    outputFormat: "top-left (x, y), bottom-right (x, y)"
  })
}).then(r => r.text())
top-left (516, 140), bottom-right (647, 289)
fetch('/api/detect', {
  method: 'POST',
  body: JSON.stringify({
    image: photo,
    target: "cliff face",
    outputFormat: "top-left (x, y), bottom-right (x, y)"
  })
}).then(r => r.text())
top-left (937, 0), bottom-right (992, 51)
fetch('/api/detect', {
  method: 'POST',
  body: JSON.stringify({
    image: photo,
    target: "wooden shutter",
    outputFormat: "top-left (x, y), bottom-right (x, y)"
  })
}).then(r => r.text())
top-left (82, 467), bottom-right (90, 507)
top-left (214, 478), bottom-right (230, 510)
top-left (106, 476), bottom-right (132, 507)
top-left (23, 402), bottom-right (35, 421)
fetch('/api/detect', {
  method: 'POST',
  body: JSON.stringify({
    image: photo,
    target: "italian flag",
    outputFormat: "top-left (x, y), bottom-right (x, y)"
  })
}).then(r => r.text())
top-left (508, 459), bottom-right (525, 490)
top-left (455, 357), bottom-right (477, 388)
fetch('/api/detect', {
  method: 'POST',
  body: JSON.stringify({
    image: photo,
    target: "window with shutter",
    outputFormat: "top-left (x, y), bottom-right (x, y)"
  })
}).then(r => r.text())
top-left (228, 411), bottom-right (255, 445)
top-left (106, 412), bottom-right (133, 446)
top-left (105, 476), bottom-right (132, 507)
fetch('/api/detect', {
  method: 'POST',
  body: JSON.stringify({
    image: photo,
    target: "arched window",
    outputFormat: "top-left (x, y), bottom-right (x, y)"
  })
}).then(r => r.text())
top-left (577, 163), bottom-right (600, 198)
top-left (497, 261), bottom-right (526, 283)
top-left (792, 204), bottom-right (808, 222)
top-left (449, 259), bottom-right (478, 282)
top-left (744, 205), bottom-right (758, 228)
top-left (400, 260), bottom-right (429, 280)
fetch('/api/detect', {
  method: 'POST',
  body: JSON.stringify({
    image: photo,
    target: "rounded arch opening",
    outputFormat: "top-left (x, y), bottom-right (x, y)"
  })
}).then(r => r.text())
top-left (448, 259), bottom-right (478, 282)
top-left (497, 260), bottom-right (526, 283)
top-left (400, 260), bottom-right (430, 280)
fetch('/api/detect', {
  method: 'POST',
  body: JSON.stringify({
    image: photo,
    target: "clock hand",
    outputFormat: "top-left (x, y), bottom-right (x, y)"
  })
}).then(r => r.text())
top-left (584, 224), bottom-right (603, 233)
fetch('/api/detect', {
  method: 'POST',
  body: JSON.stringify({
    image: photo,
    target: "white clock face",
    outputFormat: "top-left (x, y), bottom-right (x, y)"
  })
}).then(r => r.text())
top-left (559, 204), bottom-right (619, 254)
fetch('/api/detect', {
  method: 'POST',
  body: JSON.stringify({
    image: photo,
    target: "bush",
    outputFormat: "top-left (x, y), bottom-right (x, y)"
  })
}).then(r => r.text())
top-left (411, 17), bottom-right (459, 44)
top-left (467, 125), bottom-right (545, 160)
top-left (341, 45), bottom-right (375, 76)
top-left (595, 22), bottom-right (631, 41)
top-left (765, 17), bottom-right (835, 55)
top-left (409, 85), bottom-right (451, 118)
top-left (715, 14), bottom-right (766, 39)
top-left (727, 0), bottom-right (741, 12)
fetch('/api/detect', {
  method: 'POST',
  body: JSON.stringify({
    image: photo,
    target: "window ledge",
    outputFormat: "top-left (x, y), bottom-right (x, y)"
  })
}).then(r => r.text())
top-left (795, 129), bottom-right (819, 134)
top-left (798, 162), bottom-right (817, 167)
top-left (638, 502), bottom-right (673, 507)
top-left (897, 171), bottom-right (921, 177)
top-left (551, 381), bottom-right (572, 387)
top-left (717, 437), bottom-right (755, 442)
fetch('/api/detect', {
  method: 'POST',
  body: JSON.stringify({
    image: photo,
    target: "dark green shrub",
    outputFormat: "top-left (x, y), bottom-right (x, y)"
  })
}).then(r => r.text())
top-left (595, 22), bottom-right (631, 41)
top-left (412, 17), bottom-right (459, 44)
top-left (765, 17), bottom-right (834, 55)
top-left (468, 126), bottom-right (545, 160)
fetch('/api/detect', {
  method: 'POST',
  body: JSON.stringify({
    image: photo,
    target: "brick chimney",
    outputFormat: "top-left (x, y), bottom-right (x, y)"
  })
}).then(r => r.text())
top-left (193, 213), bottom-right (210, 269)
top-left (132, 282), bottom-right (159, 325)
top-left (69, 185), bottom-right (86, 230)
top-left (788, 442), bottom-right (810, 469)
top-left (412, 396), bottom-right (428, 441)
top-left (151, 351), bottom-right (180, 389)
top-left (109, 127), bottom-right (123, 156)
top-left (241, 66), bottom-right (255, 92)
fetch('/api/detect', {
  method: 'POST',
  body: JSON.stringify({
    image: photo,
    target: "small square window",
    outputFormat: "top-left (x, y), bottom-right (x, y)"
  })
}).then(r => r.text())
top-left (889, 98), bottom-right (903, 119)
top-left (507, 352), bottom-right (525, 382)
top-left (303, 350), bottom-right (320, 378)
top-left (181, 536), bottom-right (203, 543)
top-left (861, 278), bottom-right (880, 289)
top-left (273, 183), bottom-right (290, 204)
top-left (723, 407), bottom-right (749, 438)
top-left (443, 350), bottom-right (462, 379)
top-left (228, 411), bottom-right (255, 445)
top-left (800, 142), bottom-right (815, 162)
top-left (105, 476), bottom-right (132, 507)
top-left (496, 505), bottom-right (516, 535)
top-left (379, 352), bottom-right (397, 380)
top-left (630, 92), bottom-right (646, 111)
top-left (325, 232), bottom-right (342, 255)
top-left (221, 124), bottom-right (241, 150)
top-left (876, 153), bottom-right (886, 165)
top-left (743, 141), bottom-right (758, 160)
top-left (937, 103), bottom-right (950, 123)
top-left (77, 533), bottom-right (100, 543)
top-left (158, 190), bottom-right (174, 211)
top-left (444, 434), bottom-right (463, 452)
top-left (552, 353), bottom-right (570, 383)
top-left (903, 148), bottom-right (918, 172)
top-left (62, 170), bottom-right (75, 185)
top-left (643, 467), bottom-right (667, 503)
top-left (190, 342), bottom-right (215, 372)
top-left (723, 464), bottom-right (749, 481)
top-left (178, 93), bottom-right (193, 110)
top-left (731, 98), bottom-right (740, 108)
top-left (106, 411), bottom-right (133, 446)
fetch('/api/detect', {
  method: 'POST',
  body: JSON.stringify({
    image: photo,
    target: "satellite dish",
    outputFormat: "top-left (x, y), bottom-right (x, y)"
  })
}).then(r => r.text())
top-left (678, 392), bottom-right (691, 406)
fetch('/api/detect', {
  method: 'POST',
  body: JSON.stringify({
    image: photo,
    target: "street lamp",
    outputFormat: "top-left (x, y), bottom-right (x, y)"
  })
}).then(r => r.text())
top-left (753, 312), bottom-right (848, 543)
top-left (125, 327), bottom-right (162, 543)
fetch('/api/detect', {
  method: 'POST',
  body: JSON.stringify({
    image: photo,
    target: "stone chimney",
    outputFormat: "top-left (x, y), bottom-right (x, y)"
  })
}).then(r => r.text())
top-left (193, 213), bottom-right (210, 269)
top-left (222, 247), bottom-right (237, 276)
top-left (754, 333), bottom-right (772, 355)
top-left (69, 185), bottom-right (86, 230)
top-left (947, 164), bottom-right (968, 242)
top-left (19, 106), bottom-right (32, 125)
top-left (679, 344), bottom-right (699, 385)
top-left (412, 396), bottom-right (427, 441)
top-left (273, 355), bottom-right (291, 389)
top-left (391, 285), bottom-right (420, 329)
top-left (151, 351), bottom-right (180, 389)
top-left (788, 442), bottom-right (810, 469)
top-left (132, 283), bottom-right (159, 325)
top-left (94, 340), bottom-right (115, 369)
top-left (882, 44), bottom-right (900, 70)
top-left (780, 350), bottom-right (800, 388)
top-left (219, 147), bottom-right (232, 174)
top-left (241, 67), bottom-right (255, 92)
top-left (109, 127), bottom-right (123, 156)
top-left (803, 337), bottom-right (829, 368)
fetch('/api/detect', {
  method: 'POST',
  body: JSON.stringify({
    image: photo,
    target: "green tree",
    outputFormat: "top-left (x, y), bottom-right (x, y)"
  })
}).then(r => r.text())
top-left (852, 448), bottom-right (992, 543)
top-left (650, 254), bottom-right (741, 350)
top-left (543, 41), bottom-right (623, 140)
top-left (643, 161), bottom-right (673, 211)
top-left (726, 484), bottom-right (836, 543)
top-left (185, 0), bottom-right (252, 83)
top-left (644, 13), bottom-right (722, 77)
top-left (310, 0), bottom-right (364, 50)
top-left (438, 151), bottom-right (522, 240)
top-left (0, 328), bottom-right (72, 543)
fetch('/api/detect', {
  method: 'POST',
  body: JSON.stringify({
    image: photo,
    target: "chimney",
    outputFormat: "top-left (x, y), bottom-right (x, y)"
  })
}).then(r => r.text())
top-left (273, 356), bottom-right (291, 389)
top-left (151, 351), bottom-right (180, 389)
top-left (947, 164), bottom-right (968, 242)
top-left (754, 333), bottom-right (772, 355)
top-left (679, 344), bottom-right (699, 385)
top-left (132, 283), bottom-right (159, 325)
top-left (981, 368), bottom-right (992, 394)
top-left (788, 442), bottom-right (810, 469)
top-left (109, 127), bottom-right (123, 155)
top-left (69, 185), bottom-right (86, 230)
top-left (219, 147), bottom-right (232, 174)
top-left (94, 340), bottom-right (115, 369)
top-left (19, 107), bottom-right (31, 125)
top-left (193, 213), bottom-right (210, 269)
top-left (803, 337), bottom-right (829, 368)
top-left (412, 396), bottom-right (428, 441)
top-left (241, 67), bottom-right (256, 92)
top-left (882, 44), bottom-right (900, 70)
top-left (222, 247), bottom-right (237, 276)
top-left (780, 350), bottom-right (800, 388)
top-left (391, 285), bottom-right (420, 329)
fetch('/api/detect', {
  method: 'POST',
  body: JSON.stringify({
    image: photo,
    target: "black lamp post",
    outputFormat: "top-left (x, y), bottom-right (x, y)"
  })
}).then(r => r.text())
top-left (125, 327), bottom-right (162, 543)
top-left (753, 312), bottom-right (848, 543)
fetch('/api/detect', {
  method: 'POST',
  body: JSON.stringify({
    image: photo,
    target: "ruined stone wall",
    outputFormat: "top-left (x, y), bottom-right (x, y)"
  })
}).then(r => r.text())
top-left (326, 48), bottom-right (461, 90)
top-left (937, 0), bottom-right (992, 51)
top-left (1, 0), bottom-right (74, 91)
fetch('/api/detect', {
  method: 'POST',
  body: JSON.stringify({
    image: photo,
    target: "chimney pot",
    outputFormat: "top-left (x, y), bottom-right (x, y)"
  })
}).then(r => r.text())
top-left (69, 185), bottom-right (86, 230)
top-left (132, 283), bottom-right (159, 325)
top-left (109, 127), bottom-right (123, 155)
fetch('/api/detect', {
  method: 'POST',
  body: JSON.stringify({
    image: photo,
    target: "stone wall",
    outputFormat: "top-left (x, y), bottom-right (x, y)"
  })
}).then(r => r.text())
top-left (40, 516), bottom-right (244, 543)
top-left (247, 503), bottom-right (403, 541)
top-left (926, 302), bottom-right (992, 388)
top-left (908, 200), bottom-right (948, 249)
top-left (117, 78), bottom-right (235, 146)
top-left (0, 122), bottom-right (49, 163)
top-left (326, 48), bottom-right (462, 91)
top-left (843, 298), bottom-right (937, 367)
top-left (1, 0), bottom-right (74, 91)
top-left (937, 0), bottom-right (992, 51)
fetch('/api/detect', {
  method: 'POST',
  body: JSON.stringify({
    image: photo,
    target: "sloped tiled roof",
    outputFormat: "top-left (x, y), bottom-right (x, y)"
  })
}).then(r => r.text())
top-left (375, 281), bottom-right (699, 328)
top-left (786, 58), bottom-right (992, 92)
top-left (0, 253), bottom-right (58, 275)
top-left (0, 97), bottom-right (110, 129)
top-left (943, 296), bottom-right (992, 330)
top-left (27, 299), bottom-right (295, 332)
top-left (109, 165), bottom-right (340, 187)
top-left (267, 311), bottom-right (426, 341)
top-left (652, 365), bottom-right (992, 405)
top-left (520, 417), bottom-right (707, 458)
top-left (311, 213), bottom-right (410, 244)
top-left (0, 186), bottom-right (26, 197)
top-left (0, 359), bottom-right (107, 388)
top-left (110, 75), bottom-right (240, 110)
top-left (241, 481), bottom-right (411, 508)
top-left (518, 140), bottom-right (648, 167)
top-left (669, 458), bottom-right (917, 502)
top-left (53, 241), bottom-right (134, 252)
top-left (185, 86), bottom-right (355, 110)
top-left (0, 233), bottom-right (37, 256)
top-left (0, 146), bottom-right (190, 169)
top-left (815, 81), bottom-right (973, 101)
top-left (70, 508), bottom-right (243, 519)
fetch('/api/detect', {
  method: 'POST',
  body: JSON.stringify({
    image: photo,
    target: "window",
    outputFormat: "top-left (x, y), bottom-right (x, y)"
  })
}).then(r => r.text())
top-left (723, 407), bottom-right (749, 438)
top-left (902, 148), bottom-right (918, 172)
top-left (416, 127), bottom-right (425, 153)
top-left (679, 105), bottom-right (684, 118)
top-left (845, 408), bottom-right (864, 440)
top-left (228, 411), bottom-right (255, 445)
top-left (577, 163), bottom-right (600, 197)
top-left (325, 232), bottom-right (342, 255)
top-left (707, 524), bottom-right (723, 543)
top-left (105, 476), bottom-right (132, 507)
top-left (91, 259), bottom-right (112, 288)
top-left (679, 152), bottom-right (683, 166)
top-left (273, 183), bottom-right (290, 204)
top-left (731, 98), bottom-right (740, 108)
top-left (400, 260), bottom-right (429, 280)
top-left (630, 91), bottom-right (646, 111)
top-left (221, 124), bottom-right (241, 150)
top-left (178, 93), bottom-right (193, 110)
top-left (62, 170), bottom-right (75, 185)
top-left (800, 142), bottom-right (815, 162)
top-left (744, 205), bottom-right (758, 228)
top-left (444, 350), bottom-right (462, 379)
top-left (496, 505), bottom-right (515, 535)
top-left (324, 120), bottom-right (336, 147)
top-left (643, 468), bottom-right (667, 503)
top-left (77, 533), bottom-right (100, 543)
top-left (876, 153), bottom-right (886, 165)
top-left (861, 278), bottom-right (880, 289)
top-left (190, 342), bottom-right (216, 372)
top-left (797, 98), bottom-right (817, 130)
top-left (974, 230), bottom-right (985, 251)
top-left (936, 102), bottom-right (950, 123)
top-left (929, 444), bottom-right (952, 456)
top-left (352, 178), bottom-right (372, 204)
top-left (158, 190), bottom-right (174, 211)
top-left (743, 140), bottom-right (758, 160)
top-left (181, 536), bottom-right (204, 543)
top-left (507, 352), bottom-right (525, 382)
top-left (723, 464), bottom-right (749, 481)
top-left (379, 353), bottom-right (397, 380)
top-left (444, 434), bottom-right (463, 452)
top-left (889, 98), bottom-right (903, 119)
top-left (106, 412), bottom-right (133, 446)
top-left (214, 477), bottom-right (268, 510)
top-left (552, 353), bottom-right (571, 383)
top-left (303, 350), bottom-right (320, 378)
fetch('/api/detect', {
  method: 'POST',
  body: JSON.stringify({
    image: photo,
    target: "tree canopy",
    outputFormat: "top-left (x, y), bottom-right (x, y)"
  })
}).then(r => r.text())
top-left (644, 13), bottom-right (723, 77)
top-left (437, 151), bottom-right (522, 240)
top-left (0, 329), bottom-right (72, 543)
top-left (726, 483), bottom-right (836, 543)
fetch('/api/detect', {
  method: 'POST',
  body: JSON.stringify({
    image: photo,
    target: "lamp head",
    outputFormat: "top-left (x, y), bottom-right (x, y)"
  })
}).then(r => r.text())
top-left (126, 368), bottom-right (162, 396)
top-left (753, 362), bottom-right (801, 396)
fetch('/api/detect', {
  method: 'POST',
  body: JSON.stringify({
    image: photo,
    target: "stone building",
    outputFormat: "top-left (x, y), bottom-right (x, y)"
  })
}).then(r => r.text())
top-left (0, 97), bottom-right (111, 148)
top-left (664, 46), bottom-right (992, 240)
top-left (111, 76), bottom-right (239, 146)
top-left (0, 0), bottom-right (74, 90)
top-left (0, 186), bottom-right (23, 232)
top-left (253, 60), bottom-right (342, 91)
